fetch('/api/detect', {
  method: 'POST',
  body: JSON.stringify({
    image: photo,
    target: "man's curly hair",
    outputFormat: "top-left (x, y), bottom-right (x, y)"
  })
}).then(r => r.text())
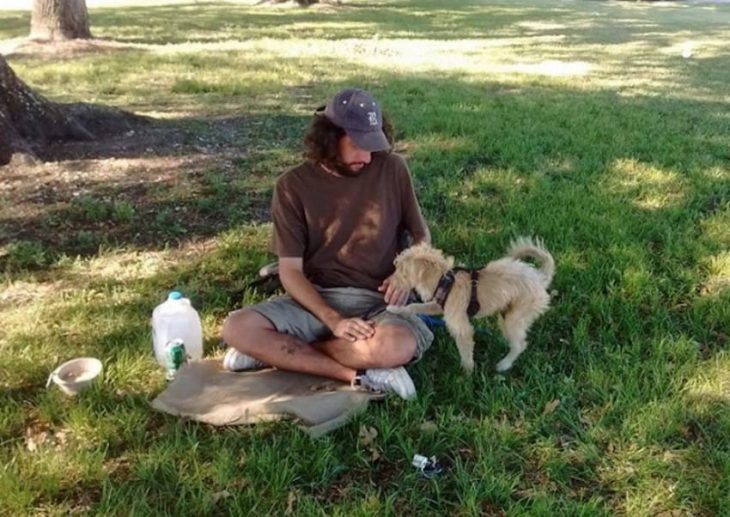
top-left (303, 112), bottom-right (394, 170)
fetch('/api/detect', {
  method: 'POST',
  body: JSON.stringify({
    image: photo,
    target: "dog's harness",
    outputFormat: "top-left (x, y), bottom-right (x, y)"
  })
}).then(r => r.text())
top-left (433, 267), bottom-right (481, 317)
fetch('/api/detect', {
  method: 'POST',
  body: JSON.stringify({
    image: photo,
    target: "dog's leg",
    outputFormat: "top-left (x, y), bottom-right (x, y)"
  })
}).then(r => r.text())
top-left (445, 315), bottom-right (475, 373)
top-left (496, 305), bottom-right (534, 372)
top-left (387, 301), bottom-right (442, 316)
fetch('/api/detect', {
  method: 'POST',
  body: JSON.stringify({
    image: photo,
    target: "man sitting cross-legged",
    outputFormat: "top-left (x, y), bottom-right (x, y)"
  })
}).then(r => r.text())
top-left (221, 88), bottom-right (433, 400)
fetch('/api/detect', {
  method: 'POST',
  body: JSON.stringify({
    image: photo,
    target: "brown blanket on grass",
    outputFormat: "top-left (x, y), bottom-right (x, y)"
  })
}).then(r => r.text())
top-left (151, 359), bottom-right (383, 437)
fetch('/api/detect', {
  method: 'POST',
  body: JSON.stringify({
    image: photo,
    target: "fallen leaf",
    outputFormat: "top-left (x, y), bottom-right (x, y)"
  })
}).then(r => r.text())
top-left (514, 488), bottom-right (539, 499)
top-left (654, 510), bottom-right (687, 517)
top-left (230, 478), bottom-right (248, 490)
top-left (512, 415), bottom-right (526, 434)
top-left (54, 429), bottom-right (69, 449)
top-left (358, 425), bottom-right (381, 461)
top-left (285, 490), bottom-right (297, 515)
top-left (358, 425), bottom-right (378, 447)
top-left (211, 490), bottom-right (231, 504)
top-left (558, 434), bottom-right (574, 450)
top-left (419, 421), bottom-right (438, 433)
top-left (365, 495), bottom-right (380, 508)
top-left (25, 422), bottom-right (50, 452)
top-left (542, 399), bottom-right (560, 416)
top-left (579, 412), bottom-right (595, 426)
top-left (458, 447), bottom-right (475, 459)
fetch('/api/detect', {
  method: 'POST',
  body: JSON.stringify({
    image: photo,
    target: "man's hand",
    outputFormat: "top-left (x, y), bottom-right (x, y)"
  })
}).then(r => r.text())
top-left (331, 317), bottom-right (375, 342)
top-left (378, 276), bottom-right (410, 306)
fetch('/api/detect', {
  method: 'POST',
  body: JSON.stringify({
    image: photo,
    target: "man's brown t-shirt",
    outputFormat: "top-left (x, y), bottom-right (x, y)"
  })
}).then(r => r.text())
top-left (271, 152), bottom-right (428, 291)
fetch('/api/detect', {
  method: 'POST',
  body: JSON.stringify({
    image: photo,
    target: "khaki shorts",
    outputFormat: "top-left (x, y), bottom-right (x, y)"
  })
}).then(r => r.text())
top-left (250, 287), bottom-right (434, 362)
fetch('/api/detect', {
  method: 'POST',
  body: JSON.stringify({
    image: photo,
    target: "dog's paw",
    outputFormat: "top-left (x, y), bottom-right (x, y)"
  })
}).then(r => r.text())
top-left (461, 359), bottom-right (475, 374)
top-left (495, 358), bottom-right (513, 372)
top-left (386, 305), bottom-right (407, 315)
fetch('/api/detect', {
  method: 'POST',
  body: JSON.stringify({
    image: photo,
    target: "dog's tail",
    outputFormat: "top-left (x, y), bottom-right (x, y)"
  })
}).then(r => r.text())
top-left (508, 237), bottom-right (555, 287)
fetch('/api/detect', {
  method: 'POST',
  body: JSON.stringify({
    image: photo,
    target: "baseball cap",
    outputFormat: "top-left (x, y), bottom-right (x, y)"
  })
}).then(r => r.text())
top-left (322, 88), bottom-right (390, 152)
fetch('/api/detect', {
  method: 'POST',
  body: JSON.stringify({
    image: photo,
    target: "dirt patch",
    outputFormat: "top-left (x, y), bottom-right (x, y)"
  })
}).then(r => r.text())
top-left (0, 114), bottom-right (274, 268)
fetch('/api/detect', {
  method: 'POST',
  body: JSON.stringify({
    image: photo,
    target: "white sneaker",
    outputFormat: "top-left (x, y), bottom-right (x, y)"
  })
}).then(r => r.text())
top-left (353, 367), bottom-right (416, 400)
top-left (222, 348), bottom-right (268, 372)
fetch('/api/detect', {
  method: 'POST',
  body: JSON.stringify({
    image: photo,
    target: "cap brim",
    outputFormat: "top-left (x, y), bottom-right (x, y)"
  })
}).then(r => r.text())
top-left (346, 128), bottom-right (390, 152)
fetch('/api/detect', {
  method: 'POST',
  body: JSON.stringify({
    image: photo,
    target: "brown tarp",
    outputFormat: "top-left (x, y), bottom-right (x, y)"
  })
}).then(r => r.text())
top-left (151, 360), bottom-right (383, 437)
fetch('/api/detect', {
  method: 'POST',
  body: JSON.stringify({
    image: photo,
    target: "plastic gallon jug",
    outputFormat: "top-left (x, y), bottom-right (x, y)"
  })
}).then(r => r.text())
top-left (152, 291), bottom-right (203, 368)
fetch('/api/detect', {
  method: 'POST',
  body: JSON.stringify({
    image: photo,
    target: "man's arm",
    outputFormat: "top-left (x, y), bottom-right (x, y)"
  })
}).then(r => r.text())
top-left (401, 165), bottom-right (430, 245)
top-left (278, 257), bottom-right (375, 342)
top-left (378, 159), bottom-right (431, 304)
top-left (415, 224), bottom-right (431, 245)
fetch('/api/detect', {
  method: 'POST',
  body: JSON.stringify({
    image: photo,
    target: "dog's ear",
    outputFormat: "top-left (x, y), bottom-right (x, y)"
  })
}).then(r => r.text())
top-left (412, 254), bottom-right (445, 285)
top-left (400, 255), bottom-right (432, 286)
top-left (395, 253), bottom-right (418, 283)
top-left (414, 257), bottom-right (432, 284)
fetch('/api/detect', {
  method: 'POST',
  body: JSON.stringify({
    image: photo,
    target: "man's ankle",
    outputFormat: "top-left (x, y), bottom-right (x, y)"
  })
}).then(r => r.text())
top-left (350, 369), bottom-right (368, 388)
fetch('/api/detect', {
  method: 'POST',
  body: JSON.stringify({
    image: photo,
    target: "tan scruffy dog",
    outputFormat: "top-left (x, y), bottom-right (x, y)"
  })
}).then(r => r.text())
top-left (386, 237), bottom-right (555, 373)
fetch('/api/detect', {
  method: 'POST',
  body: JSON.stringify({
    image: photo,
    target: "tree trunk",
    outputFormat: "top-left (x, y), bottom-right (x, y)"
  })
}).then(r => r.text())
top-left (0, 55), bottom-right (144, 166)
top-left (30, 0), bottom-right (91, 41)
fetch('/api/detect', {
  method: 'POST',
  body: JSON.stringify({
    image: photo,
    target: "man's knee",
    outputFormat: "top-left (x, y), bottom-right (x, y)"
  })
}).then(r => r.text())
top-left (371, 325), bottom-right (417, 367)
top-left (221, 309), bottom-right (273, 351)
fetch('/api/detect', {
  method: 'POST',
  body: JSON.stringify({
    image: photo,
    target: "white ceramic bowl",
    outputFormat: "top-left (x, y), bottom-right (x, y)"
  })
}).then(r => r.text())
top-left (47, 357), bottom-right (103, 396)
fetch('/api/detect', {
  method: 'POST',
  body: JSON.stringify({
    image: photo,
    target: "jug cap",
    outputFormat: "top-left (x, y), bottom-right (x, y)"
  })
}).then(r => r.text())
top-left (168, 291), bottom-right (183, 300)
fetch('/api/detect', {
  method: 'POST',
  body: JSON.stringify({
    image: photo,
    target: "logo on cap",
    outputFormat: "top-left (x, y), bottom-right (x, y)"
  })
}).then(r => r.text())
top-left (367, 111), bottom-right (378, 126)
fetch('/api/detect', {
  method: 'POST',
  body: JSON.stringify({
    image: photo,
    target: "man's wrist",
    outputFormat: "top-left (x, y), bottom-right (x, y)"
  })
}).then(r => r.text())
top-left (321, 310), bottom-right (343, 331)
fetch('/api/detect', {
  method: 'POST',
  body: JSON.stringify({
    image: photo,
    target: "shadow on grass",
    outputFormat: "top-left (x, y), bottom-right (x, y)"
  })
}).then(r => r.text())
top-left (2, 68), bottom-right (728, 273)
top-left (0, 112), bottom-right (307, 270)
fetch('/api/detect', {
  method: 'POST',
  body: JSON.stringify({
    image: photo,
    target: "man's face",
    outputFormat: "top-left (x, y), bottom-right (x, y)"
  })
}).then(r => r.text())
top-left (336, 135), bottom-right (372, 176)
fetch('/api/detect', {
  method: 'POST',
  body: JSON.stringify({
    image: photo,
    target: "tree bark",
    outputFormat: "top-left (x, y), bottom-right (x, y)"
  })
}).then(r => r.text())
top-left (0, 55), bottom-right (144, 166)
top-left (30, 0), bottom-right (92, 41)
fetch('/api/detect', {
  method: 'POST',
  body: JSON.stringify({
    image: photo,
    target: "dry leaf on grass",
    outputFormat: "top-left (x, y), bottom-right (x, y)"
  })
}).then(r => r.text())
top-left (285, 490), bottom-right (297, 515)
top-left (419, 421), bottom-right (438, 433)
top-left (558, 434), bottom-right (575, 450)
top-left (358, 425), bottom-right (377, 446)
top-left (358, 425), bottom-right (381, 461)
top-left (25, 423), bottom-right (49, 452)
top-left (579, 412), bottom-right (595, 426)
top-left (25, 422), bottom-right (70, 452)
top-left (211, 490), bottom-right (231, 504)
top-left (542, 399), bottom-right (560, 416)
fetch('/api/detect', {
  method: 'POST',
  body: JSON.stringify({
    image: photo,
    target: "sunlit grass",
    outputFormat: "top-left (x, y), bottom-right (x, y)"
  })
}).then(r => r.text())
top-left (1, 0), bottom-right (728, 111)
top-left (1, 0), bottom-right (729, 514)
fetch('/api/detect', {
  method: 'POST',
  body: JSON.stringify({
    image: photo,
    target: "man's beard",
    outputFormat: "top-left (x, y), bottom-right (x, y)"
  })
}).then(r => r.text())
top-left (333, 161), bottom-right (368, 177)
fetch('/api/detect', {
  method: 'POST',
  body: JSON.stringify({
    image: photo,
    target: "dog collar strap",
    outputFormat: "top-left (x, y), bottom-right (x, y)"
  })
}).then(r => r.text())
top-left (433, 270), bottom-right (455, 310)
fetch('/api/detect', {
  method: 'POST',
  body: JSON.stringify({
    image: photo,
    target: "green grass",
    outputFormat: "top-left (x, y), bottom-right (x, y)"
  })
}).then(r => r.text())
top-left (1, 0), bottom-right (730, 514)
